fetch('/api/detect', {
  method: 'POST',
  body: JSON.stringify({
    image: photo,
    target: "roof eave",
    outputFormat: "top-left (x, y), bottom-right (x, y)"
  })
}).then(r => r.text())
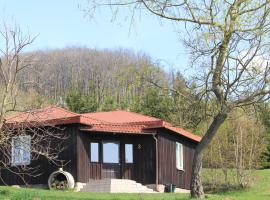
top-left (79, 128), bottom-right (155, 135)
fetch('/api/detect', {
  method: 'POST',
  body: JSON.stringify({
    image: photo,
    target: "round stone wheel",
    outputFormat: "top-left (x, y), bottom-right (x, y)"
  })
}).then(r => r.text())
top-left (48, 168), bottom-right (75, 190)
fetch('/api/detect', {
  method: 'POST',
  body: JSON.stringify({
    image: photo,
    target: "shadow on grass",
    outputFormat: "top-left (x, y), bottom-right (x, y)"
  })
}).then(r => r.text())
top-left (0, 188), bottom-right (11, 196)
top-left (203, 182), bottom-right (249, 194)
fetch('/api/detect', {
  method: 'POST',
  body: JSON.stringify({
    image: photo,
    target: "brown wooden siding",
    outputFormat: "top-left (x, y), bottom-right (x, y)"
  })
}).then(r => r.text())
top-left (0, 124), bottom-right (198, 189)
top-left (157, 128), bottom-right (197, 189)
top-left (122, 164), bottom-right (133, 179)
top-left (76, 132), bottom-right (155, 185)
top-left (0, 124), bottom-right (78, 185)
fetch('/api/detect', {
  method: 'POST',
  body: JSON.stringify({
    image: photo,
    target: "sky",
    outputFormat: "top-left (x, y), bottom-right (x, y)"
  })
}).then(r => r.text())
top-left (0, 0), bottom-right (190, 73)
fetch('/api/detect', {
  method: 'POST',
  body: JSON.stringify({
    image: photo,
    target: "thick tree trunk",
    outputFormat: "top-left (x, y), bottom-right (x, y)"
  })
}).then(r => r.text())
top-left (190, 151), bottom-right (204, 198)
top-left (190, 111), bottom-right (228, 198)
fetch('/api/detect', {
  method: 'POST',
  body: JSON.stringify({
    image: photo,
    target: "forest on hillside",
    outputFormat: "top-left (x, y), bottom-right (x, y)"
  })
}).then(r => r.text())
top-left (16, 47), bottom-right (201, 128)
top-left (2, 46), bottom-right (270, 189)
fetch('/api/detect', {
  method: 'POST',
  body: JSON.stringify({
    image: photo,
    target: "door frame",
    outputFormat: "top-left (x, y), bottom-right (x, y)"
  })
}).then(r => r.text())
top-left (102, 140), bottom-right (121, 178)
top-left (121, 143), bottom-right (135, 180)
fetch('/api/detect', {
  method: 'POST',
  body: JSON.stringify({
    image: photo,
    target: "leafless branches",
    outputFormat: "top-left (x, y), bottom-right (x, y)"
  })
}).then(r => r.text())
top-left (0, 23), bottom-right (69, 185)
top-left (84, 0), bottom-right (270, 198)
top-left (0, 123), bottom-right (68, 184)
top-left (0, 23), bottom-right (36, 127)
top-left (85, 0), bottom-right (270, 110)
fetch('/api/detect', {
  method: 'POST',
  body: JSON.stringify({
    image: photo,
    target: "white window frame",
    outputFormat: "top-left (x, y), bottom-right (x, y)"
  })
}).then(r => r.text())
top-left (176, 142), bottom-right (184, 170)
top-left (11, 135), bottom-right (31, 166)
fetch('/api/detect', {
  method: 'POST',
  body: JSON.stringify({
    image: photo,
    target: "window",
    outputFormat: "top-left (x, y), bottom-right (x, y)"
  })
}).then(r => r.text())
top-left (90, 142), bottom-right (99, 162)
top-left (125, 144), bottom-right (133, 163)
top-left (103, 142), bottom-right (119, 163)
top-left (176, 142), bottom-right (184, 170)
top-left (12, 135), bottom-right (31, 166)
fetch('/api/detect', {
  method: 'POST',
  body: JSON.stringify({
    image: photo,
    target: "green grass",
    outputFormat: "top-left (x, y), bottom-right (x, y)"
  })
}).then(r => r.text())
top-left (0, 170), bottom-right (270, 200)
top-left (0, 188), bottom-right (190, 200)
top-left (206, 169), bottom-right (270, 200)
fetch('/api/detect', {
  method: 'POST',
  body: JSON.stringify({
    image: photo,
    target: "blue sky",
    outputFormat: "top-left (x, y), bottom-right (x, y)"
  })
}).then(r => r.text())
top-left (0, 0), bottom-right (189, 72)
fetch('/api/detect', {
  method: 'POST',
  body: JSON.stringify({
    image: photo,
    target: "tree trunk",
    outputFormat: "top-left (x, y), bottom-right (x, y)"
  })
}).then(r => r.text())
top-left (190, 151), bottom-right (204, 198)
top-left (190, 111), bottom-right (228, 198)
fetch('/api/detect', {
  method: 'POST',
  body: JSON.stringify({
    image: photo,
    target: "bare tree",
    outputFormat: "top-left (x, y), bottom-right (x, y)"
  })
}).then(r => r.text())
top-left (85, 0), bottom-right (270, 198)
top-left (0, 23), bottom-right (35, 126)
top-left (0, 23), bottom-right (67, 184)
top-left (203, 108), bottom-right (266, 190)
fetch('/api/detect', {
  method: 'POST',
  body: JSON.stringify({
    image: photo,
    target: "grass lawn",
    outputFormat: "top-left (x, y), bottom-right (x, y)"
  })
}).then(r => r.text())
top-left (0, 170), bottom-right (269, 200)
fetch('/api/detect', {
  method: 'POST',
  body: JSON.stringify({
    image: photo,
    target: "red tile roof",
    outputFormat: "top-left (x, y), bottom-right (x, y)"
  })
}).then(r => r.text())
top-left (5, 106), bottom-right (201, 142)
top-left (81, 110), bottom-right (201, 142)
top-left (4, 106), bottom-right (80, 128)
top-left (164, 124), bottom-right (202, 143)
top-left (79, 115), bottom-right (103, 125)
top-left (82, 110), bottom-right (161, 124)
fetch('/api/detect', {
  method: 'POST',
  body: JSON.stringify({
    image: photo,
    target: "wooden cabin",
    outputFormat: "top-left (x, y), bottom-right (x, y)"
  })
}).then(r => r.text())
top-left (1, 106), bottom-right (201, 191)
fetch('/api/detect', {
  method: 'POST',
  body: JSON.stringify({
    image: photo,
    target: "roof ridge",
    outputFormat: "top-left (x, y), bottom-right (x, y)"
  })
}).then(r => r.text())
top-left (5, 106), bottom-right (48, 120)
top-left (118, 110), bottom-right (162, 121)
top-left (80, 114), bottom-right (111, 124)
top-left (82, 110), bottom-right (162, 121)
top-left (48, 105), bottom-right (79, 116)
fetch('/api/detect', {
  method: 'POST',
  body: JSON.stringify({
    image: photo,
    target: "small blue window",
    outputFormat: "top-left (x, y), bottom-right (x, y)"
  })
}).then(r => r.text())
top-left (125, 144), bottom-right (133, 163)
top-left (90, 142), bottom-right (99, 162)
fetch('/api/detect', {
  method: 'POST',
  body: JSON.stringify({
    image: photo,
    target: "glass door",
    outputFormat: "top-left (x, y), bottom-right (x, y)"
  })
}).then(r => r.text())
top-left (102, 141), bottom-right (120, 178)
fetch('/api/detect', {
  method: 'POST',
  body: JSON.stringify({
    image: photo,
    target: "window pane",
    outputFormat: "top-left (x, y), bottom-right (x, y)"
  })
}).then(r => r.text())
top-left (176, 142), bottom-right (183, 170)
top-left (12, 136), bottom-right (31, 166)
top-left (125, 144), bottom-right (133, 163)
top-left (103, 142), bottom-right (119, 163)
top-left (90, 143), bottom-right (99, 162)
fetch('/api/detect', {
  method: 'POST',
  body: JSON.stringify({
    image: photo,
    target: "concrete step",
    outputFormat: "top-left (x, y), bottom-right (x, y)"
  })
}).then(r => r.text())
top-left (79, 179), bottom-right (156, 193)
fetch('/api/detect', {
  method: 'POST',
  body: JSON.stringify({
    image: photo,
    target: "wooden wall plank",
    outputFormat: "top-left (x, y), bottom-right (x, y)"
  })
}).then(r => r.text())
top-left (77, 132), bottom-right (155, 184)
top-left (0, 124), bottom-right (79, 185)
top-left (157, 128), bottom-right (197, 189)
